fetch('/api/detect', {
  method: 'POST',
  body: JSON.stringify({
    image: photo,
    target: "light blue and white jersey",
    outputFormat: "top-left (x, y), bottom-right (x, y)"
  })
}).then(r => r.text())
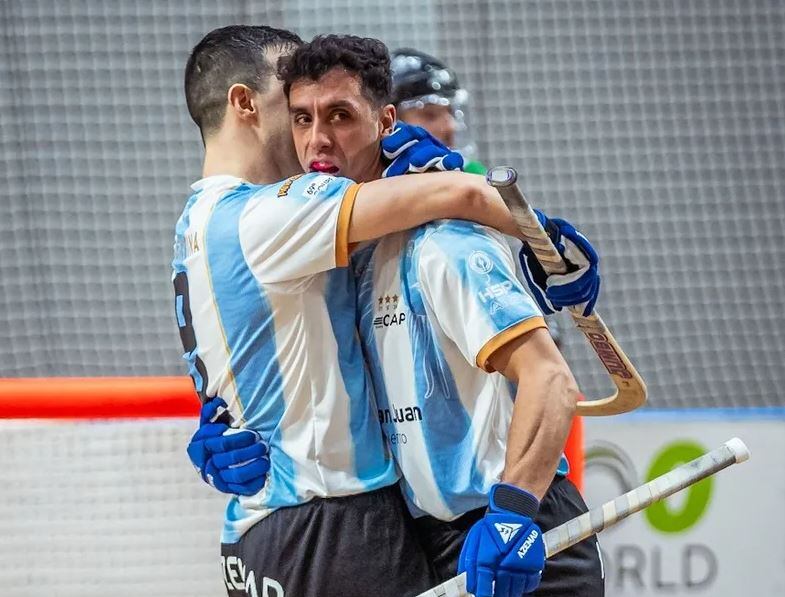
top-left (355, 219), bottom-right (556, 521)
top-left (172, 173), bottom-right (397, 543)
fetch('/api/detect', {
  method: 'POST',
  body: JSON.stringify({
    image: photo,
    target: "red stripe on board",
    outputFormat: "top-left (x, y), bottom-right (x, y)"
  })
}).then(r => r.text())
top-left (0, 377), bottom-right (199, 419)
top-left (564, 415), bottom-right (584, 493)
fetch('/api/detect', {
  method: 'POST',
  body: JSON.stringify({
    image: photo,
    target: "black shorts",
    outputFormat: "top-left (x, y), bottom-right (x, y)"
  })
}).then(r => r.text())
top-left (220, 485), bottom-right (438, 597)
top-left (413, 476), bottom-right (605, 596)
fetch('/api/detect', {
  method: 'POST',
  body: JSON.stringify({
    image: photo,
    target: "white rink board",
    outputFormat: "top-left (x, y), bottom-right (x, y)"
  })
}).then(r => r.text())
top-left (584, 410), bottom-right (785, 597)
top-left (0, 419), bottom-right (227, 597)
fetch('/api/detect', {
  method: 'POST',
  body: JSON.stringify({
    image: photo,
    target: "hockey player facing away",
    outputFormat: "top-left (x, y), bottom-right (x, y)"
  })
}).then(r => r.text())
top-left (277, 36), bottom-right (605, 596)
top-left (176, 25), bottom-right (536, 597)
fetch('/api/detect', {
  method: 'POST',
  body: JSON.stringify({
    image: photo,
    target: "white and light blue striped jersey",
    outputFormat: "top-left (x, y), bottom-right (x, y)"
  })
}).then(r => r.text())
top-left (354, 219), bottom-right (560, 521)
top-left (172, 173), bottom-right (398, 543)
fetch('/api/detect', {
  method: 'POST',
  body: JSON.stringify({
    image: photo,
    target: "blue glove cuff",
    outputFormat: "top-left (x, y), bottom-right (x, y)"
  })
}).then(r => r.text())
top-left (489, 483), bottom-right (540, 518)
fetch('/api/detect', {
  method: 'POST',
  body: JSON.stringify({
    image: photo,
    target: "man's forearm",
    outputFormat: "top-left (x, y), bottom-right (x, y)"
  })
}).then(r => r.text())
top-left (349, 172), bottom-right (519, 243)
top-left (488, 327), bottom-right (579, 500)
top-left (448, 174), bottom-right (521, 237)
top-left (501, 363), bottom-right (578, 499)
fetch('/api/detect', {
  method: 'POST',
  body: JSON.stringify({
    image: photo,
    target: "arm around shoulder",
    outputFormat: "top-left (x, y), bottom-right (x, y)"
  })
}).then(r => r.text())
top-left (347, 171), bottom-right (519, 243)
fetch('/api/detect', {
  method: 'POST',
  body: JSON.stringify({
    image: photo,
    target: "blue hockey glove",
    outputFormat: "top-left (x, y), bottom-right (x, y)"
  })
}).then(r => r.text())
top-left (186, 397), bottom-right (270, 496)
top-left (458, 484), bottom-right (545, 597)
top-left (519, 210), bottom-right (600, 317)
top-left (381, 122), bottom-right (464, 177)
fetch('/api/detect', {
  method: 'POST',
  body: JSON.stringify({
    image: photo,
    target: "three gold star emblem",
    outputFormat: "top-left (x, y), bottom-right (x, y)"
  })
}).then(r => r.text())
top-left (377, 295), bottom-right (400, 310)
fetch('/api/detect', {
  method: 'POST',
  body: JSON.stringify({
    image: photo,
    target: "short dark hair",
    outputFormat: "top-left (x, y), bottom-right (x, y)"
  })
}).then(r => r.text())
top-left (278, 35), bottom-right (392, 107)
top-left (184, 25), bottom-right (302, 138)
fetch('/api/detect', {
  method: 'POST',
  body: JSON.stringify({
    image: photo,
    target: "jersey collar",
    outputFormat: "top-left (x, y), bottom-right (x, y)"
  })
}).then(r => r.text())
top-left (190, 175), bottom-right (244, 192)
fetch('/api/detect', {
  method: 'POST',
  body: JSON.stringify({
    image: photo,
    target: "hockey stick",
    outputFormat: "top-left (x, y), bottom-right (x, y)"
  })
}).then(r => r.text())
top-left (487, 167), bottom-right (647, 416)
top-left (416, 437), bottom-right (750, 597)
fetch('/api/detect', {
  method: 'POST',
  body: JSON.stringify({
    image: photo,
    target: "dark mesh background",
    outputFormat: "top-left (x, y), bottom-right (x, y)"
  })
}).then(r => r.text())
top-left (2, 0), bottom-right (783, 408)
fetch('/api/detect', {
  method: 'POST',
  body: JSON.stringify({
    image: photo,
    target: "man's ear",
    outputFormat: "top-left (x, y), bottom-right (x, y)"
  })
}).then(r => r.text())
top-left (227, 83), bottom-right (258, 124)
top-left (379, 104), bottom-right (397, 136)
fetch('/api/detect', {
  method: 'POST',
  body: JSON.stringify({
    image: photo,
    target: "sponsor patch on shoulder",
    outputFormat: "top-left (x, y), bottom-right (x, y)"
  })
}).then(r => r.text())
top-left (277, 173), bottom-right (304, 197)
top-left (303, 174), bottom-right (333, 199)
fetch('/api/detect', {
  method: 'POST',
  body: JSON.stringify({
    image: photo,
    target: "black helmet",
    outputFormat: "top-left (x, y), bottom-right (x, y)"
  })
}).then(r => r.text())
top-left (390, 48), bottom-right (464, 109)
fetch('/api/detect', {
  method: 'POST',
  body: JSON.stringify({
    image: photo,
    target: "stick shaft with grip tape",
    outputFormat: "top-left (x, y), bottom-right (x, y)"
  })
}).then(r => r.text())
top-left (416, 437), bottom-right (750, 597)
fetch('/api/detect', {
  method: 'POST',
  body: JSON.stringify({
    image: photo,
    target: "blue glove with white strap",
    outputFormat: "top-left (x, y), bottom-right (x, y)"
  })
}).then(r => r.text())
top-left (458, 483), bottom-right (545, 597)
top-left (186, 397), bottom-right (270, 496)
top-left (519, 210), bottom-right (601, 317)
top-left (381, 122), bottom-right (464, 177)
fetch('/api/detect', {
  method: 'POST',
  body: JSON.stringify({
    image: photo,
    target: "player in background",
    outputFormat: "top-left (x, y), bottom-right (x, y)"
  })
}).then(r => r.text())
top-left (390, 47), bottom-right (572, 353)
top-left (277, 36), bottom-right (604, 596)
top-left (176, 25), bottom-right (531, 597)
top-left (390, 47), bottom-right (486, 174)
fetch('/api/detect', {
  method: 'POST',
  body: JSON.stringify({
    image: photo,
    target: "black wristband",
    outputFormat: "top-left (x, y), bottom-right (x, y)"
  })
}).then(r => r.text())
top-left (490, 483), bottom-right (539, 518)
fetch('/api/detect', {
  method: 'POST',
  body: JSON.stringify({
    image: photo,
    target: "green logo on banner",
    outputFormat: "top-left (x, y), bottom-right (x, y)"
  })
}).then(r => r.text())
top-left (644, 440), bottom-right (713, 533)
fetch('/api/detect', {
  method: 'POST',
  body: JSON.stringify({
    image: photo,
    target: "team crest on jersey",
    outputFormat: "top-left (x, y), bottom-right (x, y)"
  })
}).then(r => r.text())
top-left (276, 173), bottom-right (304, 197)
top-left (374, 294), bottom-right (406, 328)
top-left (469, 250), bottom-right (494, 274)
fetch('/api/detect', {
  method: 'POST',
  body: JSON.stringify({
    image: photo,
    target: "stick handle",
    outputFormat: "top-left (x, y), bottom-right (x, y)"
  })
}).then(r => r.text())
top-left (486, 167), bottom-right (567, 275)
top-left (485, 166), bottom-right (647, 416)
top-left (543, 437), bottom-right (748, 555)
top-left (415, 438), bottom-right (750, 597)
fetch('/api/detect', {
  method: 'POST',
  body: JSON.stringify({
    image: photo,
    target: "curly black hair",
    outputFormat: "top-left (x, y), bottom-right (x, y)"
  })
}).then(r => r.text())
top-left (278, 34), bottom-right (392, 106)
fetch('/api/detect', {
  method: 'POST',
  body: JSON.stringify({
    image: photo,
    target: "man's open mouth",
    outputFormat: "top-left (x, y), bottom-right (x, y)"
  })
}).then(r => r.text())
top-left (309, 160), bottom-right (340, 175)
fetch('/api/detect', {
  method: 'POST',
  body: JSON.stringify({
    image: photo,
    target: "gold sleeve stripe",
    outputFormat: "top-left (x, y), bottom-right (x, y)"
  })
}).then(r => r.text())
top-left (335, 183), bottom-right (362, 267)
top-left (475, 316), bottom-right (548, 372)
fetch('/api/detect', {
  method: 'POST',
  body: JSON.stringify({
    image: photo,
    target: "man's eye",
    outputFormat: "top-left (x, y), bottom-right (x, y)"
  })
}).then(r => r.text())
top-left (331, 111), bottom-right (349, 122)
top-left (294, 114), bottom-right (311, 125)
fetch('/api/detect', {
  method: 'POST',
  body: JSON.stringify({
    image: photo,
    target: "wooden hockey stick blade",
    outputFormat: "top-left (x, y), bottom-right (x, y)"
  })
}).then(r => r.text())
top-left (486, 166), bottom-right (647, 416)
top-left (569, 312), bottom-right (647, 416)
top-left (415, 437), bottom-right (750, 597)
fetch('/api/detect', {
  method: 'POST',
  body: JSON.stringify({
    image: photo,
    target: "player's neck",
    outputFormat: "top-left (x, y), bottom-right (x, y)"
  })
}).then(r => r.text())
top-left (356, 156), bottom-right (384, 183)
top-left (201, 128), bottom-right (298, 185)
top-left (370, 159), bottom-right (384, 182)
